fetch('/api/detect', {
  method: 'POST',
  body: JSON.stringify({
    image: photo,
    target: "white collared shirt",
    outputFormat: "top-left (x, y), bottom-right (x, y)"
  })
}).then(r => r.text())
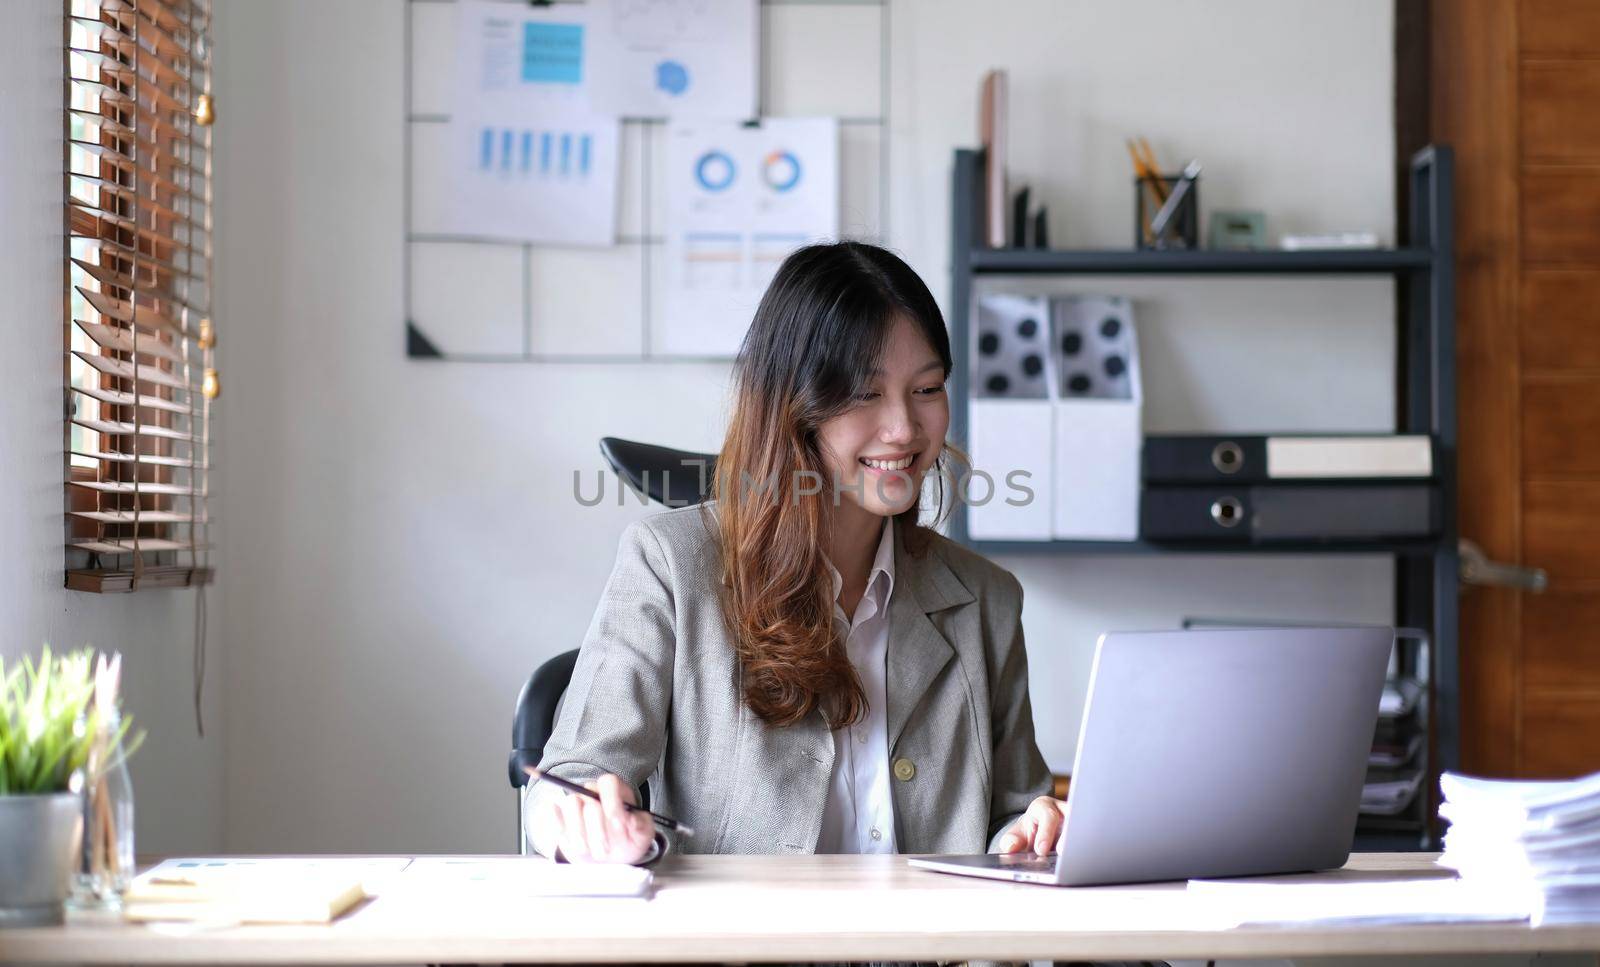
top-left (815, 516), bottom-right (898, 855)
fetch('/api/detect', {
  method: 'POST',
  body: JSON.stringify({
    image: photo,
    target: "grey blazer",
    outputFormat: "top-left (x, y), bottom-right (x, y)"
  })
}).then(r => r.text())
top-left (528, 500), bottom-right (1051, 858)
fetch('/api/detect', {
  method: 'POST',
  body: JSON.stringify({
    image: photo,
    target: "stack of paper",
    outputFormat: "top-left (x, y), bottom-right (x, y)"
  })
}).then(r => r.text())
top-left (1439, 769), bottom-right (1600, 926)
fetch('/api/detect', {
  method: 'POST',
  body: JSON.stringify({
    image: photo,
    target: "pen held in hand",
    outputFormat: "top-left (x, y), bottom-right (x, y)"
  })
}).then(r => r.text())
top-left (524, 766), bottom-right (695, 838)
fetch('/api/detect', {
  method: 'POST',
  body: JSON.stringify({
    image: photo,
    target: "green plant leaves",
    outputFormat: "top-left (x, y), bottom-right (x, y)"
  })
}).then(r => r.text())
top-left (0, 646), bottom-right (142, 795)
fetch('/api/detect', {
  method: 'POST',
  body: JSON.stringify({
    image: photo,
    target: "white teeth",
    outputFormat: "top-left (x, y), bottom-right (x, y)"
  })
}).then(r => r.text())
top-left (862, 455), bottom-right (914, 471)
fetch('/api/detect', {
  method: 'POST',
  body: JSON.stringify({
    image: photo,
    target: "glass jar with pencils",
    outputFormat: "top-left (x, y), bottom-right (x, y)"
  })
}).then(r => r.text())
top-left (70, 654), bottom-right (139, 910)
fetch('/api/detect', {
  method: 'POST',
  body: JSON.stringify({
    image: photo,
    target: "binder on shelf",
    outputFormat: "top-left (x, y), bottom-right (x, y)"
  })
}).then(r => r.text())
top-left (1140, 484), bottom-right (1438, 542)
top-left (1142, 434), bottom-right (1434, 484)
top-left (1253, 485), bottom-right (1437, 540)
top-left (1139, 486), bottom-right (1253, 541)
top-left (1143, 435), bottom-right (1267, 483)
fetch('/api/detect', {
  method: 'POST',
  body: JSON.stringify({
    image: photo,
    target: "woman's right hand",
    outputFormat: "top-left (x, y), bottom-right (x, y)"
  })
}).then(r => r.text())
top-left (530, 773), bottom-right (657, 864)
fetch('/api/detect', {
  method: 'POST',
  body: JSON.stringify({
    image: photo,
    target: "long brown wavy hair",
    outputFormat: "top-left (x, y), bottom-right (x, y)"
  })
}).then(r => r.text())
top-left (710, 241), bottom-right (957, 729)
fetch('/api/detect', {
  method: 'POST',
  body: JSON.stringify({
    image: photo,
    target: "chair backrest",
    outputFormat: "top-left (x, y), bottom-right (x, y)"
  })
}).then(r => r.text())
top-left (599, 437), bottom-right (717, 507)
top-left (510, 647), bottom-right (651, 841)
top-left (508, 648), bottom-right (580, 790)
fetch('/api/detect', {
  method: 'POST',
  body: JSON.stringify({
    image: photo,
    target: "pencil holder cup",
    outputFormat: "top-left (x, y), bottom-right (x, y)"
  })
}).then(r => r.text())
top-left (1134, 174), bottom-right (1200, 250)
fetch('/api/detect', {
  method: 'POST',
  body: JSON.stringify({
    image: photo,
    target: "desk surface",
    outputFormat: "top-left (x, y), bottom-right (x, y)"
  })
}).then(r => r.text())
top-left (3, 852), bottom-right (1598, 964)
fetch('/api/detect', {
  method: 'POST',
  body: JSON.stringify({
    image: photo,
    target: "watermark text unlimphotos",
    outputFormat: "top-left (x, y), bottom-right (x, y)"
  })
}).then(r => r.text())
top-left (572, 460), bottom-right (1034, 509)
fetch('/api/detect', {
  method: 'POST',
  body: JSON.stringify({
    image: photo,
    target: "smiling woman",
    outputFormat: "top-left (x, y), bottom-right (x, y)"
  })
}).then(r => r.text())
top-left (714, 242), bottom-right (958, 731)
top-left (526, 241), bottom-right (1065, 870)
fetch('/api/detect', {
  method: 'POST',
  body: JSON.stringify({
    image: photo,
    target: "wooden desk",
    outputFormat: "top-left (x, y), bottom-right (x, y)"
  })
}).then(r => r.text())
top-left (2, 853), bottom-right (1597, 964)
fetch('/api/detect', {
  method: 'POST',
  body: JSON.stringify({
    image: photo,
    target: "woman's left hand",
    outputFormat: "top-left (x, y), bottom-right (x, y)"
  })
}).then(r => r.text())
top-left (996, 796), bottom-right (1067, 854)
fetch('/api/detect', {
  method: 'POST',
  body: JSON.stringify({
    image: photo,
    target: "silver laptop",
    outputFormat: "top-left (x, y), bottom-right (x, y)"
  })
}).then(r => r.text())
top-left (909, 625), bottom-right (1392, 886)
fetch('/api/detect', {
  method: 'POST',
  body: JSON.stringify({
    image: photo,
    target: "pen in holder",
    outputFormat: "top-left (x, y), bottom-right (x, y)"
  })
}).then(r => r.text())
top-left (71, 653), bottom-right (137, 911)
top-left (1134, 163), bottom-right (1201, 250)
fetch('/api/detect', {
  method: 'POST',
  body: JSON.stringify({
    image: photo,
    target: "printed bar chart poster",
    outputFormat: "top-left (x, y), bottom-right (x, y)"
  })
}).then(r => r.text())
top-left (587, 0), bottom-right (758, 120)
top-left (442, 0), bottom-right (620, 246)
top-left (658, 118), bottom-right (839, 357)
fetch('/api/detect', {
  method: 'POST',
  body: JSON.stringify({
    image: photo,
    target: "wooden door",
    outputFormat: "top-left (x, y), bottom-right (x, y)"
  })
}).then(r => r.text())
top-left (1434, 0), bottom-right (1600, 777)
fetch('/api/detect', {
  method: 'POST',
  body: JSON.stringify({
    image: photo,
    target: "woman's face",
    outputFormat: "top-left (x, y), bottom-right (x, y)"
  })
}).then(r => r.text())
top-left (816, 315), bottom-right (950, 519)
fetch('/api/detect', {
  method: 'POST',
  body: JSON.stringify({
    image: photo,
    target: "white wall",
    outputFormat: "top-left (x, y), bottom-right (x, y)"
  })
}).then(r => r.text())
top-left (0, 0), bottom-right (225, 855)
top-left (215, 0), bottom-right (1395, 852)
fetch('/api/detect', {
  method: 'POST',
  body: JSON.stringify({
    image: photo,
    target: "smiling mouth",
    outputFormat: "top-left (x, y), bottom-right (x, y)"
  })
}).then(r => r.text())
top-left (860, 452), bottom-right (919, 472)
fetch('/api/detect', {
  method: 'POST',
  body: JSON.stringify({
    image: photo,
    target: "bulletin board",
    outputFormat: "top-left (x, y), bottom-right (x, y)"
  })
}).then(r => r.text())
top-left (403, 0), bottom-right (892, 362)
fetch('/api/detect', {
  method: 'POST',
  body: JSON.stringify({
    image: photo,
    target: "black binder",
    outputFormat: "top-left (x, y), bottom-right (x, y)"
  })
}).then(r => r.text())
top-left (1142, 434), bottom-right (1433, 483)
top-left (1143, 435), bottom-right (1268, 482)
top-left (1140, 484), bottom-right (1439, 542)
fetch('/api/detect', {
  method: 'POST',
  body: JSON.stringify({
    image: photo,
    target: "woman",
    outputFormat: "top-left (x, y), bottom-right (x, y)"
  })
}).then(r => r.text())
top-left (528, 241), bottom-right (1066, 865)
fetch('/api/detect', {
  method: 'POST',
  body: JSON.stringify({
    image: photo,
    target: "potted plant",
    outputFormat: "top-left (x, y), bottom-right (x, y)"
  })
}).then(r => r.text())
top-left (0, 648), bottom-right (136, 927)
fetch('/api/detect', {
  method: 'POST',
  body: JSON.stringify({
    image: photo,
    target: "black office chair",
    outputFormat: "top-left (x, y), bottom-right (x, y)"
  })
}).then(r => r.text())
top-left (598, 436), bottom-right (719, 507)
top-left (510, 437), bottom-right (716, 851)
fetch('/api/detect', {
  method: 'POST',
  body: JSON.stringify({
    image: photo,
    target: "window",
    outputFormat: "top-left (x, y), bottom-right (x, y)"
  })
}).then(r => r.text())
top-left (65, 0), bottom-right (215, 592)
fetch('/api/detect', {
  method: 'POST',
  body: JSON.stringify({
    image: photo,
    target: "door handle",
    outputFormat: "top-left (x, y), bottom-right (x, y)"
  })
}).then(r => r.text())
top-left (1460, 539), bottom-right (1548, 593)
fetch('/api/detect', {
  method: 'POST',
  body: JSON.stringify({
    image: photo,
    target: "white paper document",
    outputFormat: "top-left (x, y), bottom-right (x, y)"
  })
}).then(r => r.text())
top-left (399, 855), bottom-right (653, 898)
top-left (658, 118), bottom-right (839, 356)
top-left (1186, 875), bottom-right (1532, 927)
top-left (440, 1), bottom-right (620, 245)
top-left (587, 0), bottom-right (758, 119)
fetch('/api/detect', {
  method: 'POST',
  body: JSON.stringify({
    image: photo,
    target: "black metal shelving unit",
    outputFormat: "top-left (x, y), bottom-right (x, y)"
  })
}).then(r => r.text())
top-left (947, 145), bottom-right (1458, 850)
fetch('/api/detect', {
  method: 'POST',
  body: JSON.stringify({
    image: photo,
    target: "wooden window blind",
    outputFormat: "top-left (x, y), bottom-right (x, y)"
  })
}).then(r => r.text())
top-left (65, 0), bottom-right (216, 593)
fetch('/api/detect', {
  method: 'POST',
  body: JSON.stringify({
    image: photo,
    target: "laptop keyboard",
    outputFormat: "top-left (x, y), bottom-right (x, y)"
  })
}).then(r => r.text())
top-left (993, 852), bottom-right (1058, 873)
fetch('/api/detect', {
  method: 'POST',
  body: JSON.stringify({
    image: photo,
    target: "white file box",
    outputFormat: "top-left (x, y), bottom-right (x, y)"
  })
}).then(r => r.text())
top-left (1050, 296), bottom-right (1143, 541)
top-left (967, 399), bottom-right (1054, 540)
top-left (966, 295), bottom-right (1054, 540)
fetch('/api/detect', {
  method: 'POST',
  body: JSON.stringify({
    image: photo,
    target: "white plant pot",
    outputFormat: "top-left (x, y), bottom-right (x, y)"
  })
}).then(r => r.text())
top-left (0, 793), bottom-right (83, 927)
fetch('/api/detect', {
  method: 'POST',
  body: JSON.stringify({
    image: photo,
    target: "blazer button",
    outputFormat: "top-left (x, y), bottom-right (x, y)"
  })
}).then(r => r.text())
top-left (893, 757), bottom-right (915, 781)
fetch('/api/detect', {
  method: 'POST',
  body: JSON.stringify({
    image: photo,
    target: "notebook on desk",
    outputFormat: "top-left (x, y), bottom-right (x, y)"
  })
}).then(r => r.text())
top-left (125, 865), bottom-right (369, 924)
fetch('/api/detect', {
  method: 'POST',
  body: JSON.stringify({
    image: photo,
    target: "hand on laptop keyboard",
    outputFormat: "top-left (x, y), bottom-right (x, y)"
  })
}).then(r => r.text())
top-left (995, 794), bottom-right (1067, 855)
